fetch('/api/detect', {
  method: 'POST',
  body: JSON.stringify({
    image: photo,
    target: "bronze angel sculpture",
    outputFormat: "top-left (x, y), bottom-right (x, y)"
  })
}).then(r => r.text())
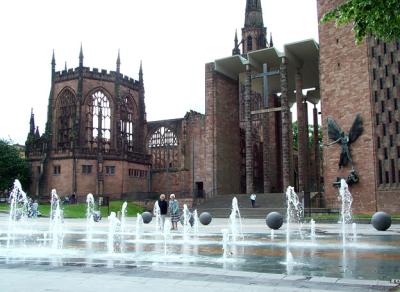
top-left (327, 114), bottom-right (363, 169)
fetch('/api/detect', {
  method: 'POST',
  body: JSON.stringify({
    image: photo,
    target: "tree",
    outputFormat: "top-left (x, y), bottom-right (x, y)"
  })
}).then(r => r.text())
top-left (292, 121), bottom-right (322, 151)
top-left (321, 0), bottom-right (400, 43)
top-left (0, 139), bottom-right (30, 194)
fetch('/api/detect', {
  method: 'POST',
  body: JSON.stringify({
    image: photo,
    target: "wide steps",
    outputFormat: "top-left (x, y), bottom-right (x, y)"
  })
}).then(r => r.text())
top-left (196, 193), bottom-right (286, 218)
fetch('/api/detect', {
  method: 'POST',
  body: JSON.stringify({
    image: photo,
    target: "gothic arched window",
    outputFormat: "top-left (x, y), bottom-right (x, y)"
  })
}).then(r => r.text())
top-left (247, 35), bottom-right (253, 51)
top-left (86, 90), bottom-right (112, 150)
top-left (148, 127), bottom-right (178, 169)
top-left (120, 96), bottom-right (137, 152)
top-left (56, 89), bottom-right (76, 149)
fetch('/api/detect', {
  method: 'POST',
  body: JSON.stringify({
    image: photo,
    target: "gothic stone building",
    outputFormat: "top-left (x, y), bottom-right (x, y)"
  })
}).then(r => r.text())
top-left (26, 0), bottom-right (321, 204)
top-left (26, 47), bottom-right (207, 201)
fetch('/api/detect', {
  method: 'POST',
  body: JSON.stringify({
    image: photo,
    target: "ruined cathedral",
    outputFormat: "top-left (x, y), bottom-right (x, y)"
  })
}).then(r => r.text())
top-left (25, 0), bottom-right (319, 203)
top-left (26, 0), bottom-right (400, 214)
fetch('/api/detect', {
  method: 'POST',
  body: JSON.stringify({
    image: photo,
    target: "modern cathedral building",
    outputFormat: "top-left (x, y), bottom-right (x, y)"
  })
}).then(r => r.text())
top-left (26, 0), bottom-right (400, 213)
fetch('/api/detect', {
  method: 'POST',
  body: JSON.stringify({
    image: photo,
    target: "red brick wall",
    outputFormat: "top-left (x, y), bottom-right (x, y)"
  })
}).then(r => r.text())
top-left (205, 63), bottom-right (241, 197)
top-left (318, 0), bottom-right (377, 213)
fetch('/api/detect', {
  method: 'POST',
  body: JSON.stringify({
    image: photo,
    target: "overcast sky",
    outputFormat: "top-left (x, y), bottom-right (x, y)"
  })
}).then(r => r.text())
top-left (0, 0), bottom-right (319, 144)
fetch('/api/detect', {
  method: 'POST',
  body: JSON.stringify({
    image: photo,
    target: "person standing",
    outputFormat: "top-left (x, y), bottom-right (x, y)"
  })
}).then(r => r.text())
top-left (169, 194), bottom-right (180, 230)
top-left (157, 194), bottom-right (168, 230)
top-left (250, 193), bottom-right (256, 208)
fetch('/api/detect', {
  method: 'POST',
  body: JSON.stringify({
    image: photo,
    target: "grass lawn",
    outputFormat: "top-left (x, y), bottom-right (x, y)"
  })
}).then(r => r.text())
top-left (0, 201), bottom-right (144, 219)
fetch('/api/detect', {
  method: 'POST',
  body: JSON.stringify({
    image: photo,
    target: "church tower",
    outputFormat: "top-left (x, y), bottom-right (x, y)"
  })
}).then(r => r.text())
top-left (242, 0), bottom-right (267, 54)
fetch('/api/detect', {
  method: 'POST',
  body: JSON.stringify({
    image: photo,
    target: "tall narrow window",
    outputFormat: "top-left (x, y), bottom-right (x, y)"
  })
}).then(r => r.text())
top-left (148, 127), bottom-right (179, 169)
top-left (247, 35), bottom-right (253, 51)
top-left (86, 90), bottom-right (112, 150)
top-left (120, 96), bottom-right (137, 152)
top-left (56, 89), bottom-right (76, 149)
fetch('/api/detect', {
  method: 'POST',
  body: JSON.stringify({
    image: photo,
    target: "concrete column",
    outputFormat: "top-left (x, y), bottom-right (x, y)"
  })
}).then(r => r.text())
top-left (295, 69), bottom-right (307, 194)
top-left (280, 57), bottom-right (290, 191)
top-left (245, 64), bottom-right (254, 194)
top-left (262, 105), bottom-right (271, 193)
top-left (313, 104), bottom-right (321, 195)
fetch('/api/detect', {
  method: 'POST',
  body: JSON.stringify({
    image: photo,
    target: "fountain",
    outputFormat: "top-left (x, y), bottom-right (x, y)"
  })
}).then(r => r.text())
top-left (192, 209), bottom-right (199, 237)
top-left (86, 193), bottom-right (95, 248)
top-left (49, 189), bottom-right (63, 250)
top-left (182, 204), bottom-right (191, 241)
top-left (229, 197), bottom-right (243, 242)
top-left (136, 213), bottom-right (144, 240)
top-left (286, 186), bottom-right (303, 246)
top-left (1, 186), bottom-right (399, 283)
top-left (339, 179), bottom-right (353, 246)
top-left (153, 200), bottom-right (162, 233)
top-left (352, 222), bottom-right (357, 242)
top-left (7, 180), bottom-right (29, 249)
top-left (310, 219), bottom-right (316, 242)
top-left (107, 212), bottom-right (120, 253)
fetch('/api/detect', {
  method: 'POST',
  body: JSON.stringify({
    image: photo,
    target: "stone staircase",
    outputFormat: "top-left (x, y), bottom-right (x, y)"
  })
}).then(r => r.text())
top-left (195, 193), bottom-right (286, 219)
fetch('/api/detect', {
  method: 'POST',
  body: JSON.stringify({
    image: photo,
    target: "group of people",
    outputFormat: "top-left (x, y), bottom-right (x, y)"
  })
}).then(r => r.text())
top-left (156, 193), bottom-right (181, 230)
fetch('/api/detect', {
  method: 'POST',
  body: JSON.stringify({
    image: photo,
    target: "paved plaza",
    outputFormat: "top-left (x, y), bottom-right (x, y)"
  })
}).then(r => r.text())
top-left (0, 213), bottom-right (399, 291)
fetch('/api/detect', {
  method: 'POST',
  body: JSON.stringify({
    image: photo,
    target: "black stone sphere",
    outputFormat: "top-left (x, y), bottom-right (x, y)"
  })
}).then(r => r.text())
top-left (371, 211), bottom-right (391, 231)
top-left (141, 211), bottom-right (153, 224)
top-left (199, 212), bottom-right (212, 225)
top-left (266, 212), bottom-right (284, 230)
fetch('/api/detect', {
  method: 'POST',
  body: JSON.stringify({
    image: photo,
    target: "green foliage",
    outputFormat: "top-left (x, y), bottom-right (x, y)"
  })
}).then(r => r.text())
top-left (292, 121), bottom-right (322, 151)
top-left (0, 200), bottom-right (145, 218)
top-left (0, 139), bottom-right (30, 193)
top-left (321, 0), bottom-right (400, 43)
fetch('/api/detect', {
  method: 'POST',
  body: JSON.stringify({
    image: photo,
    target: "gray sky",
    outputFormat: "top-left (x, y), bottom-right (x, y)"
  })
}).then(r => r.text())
top-left (0, 0), bottom-right (319, 144)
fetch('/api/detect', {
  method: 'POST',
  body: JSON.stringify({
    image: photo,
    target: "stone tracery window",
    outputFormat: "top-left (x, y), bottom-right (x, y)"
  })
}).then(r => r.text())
top-left (86, 90), bottom-right (112, 150)
top-left (247, 35), bottom-right (253, 51)
top-left (120, 96), bottom-right (137, 152)
top-left (56, 89), bottom-right (76, 149)
top-left (148, 127), bottom-right (178, 169)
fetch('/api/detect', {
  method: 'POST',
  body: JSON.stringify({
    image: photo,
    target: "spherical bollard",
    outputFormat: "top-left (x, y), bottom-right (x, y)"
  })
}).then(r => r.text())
top-left (199, 212), bottom-right (212, 225)
top-left (141, 211), bottom-right (153, 224)
top-left (371, 211), bottom-right (391, 231)
top-left (266, 212), bottom-right (284, 230)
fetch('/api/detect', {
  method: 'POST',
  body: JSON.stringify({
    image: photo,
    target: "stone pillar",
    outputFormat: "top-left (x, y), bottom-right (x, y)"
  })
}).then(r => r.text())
top-left (280, 57), bottom-right (290, 190)
top-left (295, 69), bottom-right (307, 194)
top-left (313, 104), bottom-right (321, 195)
top-left (245, 64), bottom-right (254, 194)
top-left (262, 105), bottom-right (271, 193)
top-left (289, 111), bottom-right (295, 187)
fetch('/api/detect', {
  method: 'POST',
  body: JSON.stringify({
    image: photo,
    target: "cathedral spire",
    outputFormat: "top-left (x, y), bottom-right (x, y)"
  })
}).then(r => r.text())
top-left (116, 49), bottom-right (121, 73)
top-left (29, 108), bottom-right (35, 134)
top-left (269, 32), bottom-right (274, 47)
top-left (51, 49), bottom-right (56, 73)
top-left (139, 60), bottom-right (143, 83)
top-left (245, 0), bottom-right (264, 27)
top-left (242, 0), bottom-right (267, 54)
top-left (232, 30), bottom-right (241, 55)
top-left (64, 61), bottom-right (67, 71)
top-left (79, 43), bottom-right (84, 67)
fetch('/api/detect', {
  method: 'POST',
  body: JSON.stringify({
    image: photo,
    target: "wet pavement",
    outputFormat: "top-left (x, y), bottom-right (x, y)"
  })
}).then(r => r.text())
top-left (0, 214), bottom-right (399, 291)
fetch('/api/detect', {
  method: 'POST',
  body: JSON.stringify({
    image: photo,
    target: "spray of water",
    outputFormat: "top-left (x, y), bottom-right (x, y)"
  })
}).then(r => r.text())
top-left (182, 204), bottom-right (191, 241)
top-left (49, 189), bottom-right (63, 249)
top-left (136, 213), bottom-right (144, 241)
top-left (7, 180), bottom-right (29, 248)
top-left (120, 202), bottom-right (128, 234)
top-left (229, 197), bottom-right (243, 241)
top-left (86, 193), bottom-right (95, 248)
top-left (153, 201), bottom-right (162, 233)
top-left (193, 209), bottom-right (199, 237)
top-left (339, 179), bottom-right (353, 246)
top-left (107, 212), bottom-right (120, 253)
